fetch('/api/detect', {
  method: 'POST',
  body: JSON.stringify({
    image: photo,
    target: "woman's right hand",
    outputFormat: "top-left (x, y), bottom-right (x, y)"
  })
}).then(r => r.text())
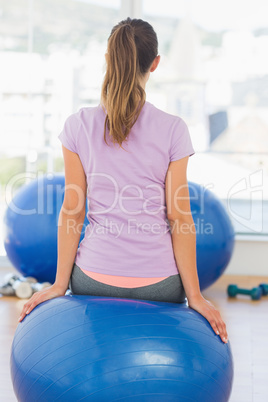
top-left (18, 283), bottom-right (67, 322)
top-left (187, 293), bottom-right (228, 343)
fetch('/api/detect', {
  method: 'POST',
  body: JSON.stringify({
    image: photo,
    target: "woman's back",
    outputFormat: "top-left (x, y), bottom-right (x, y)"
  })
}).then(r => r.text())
top-left (58, 100), bottom-right (195, 280)
top-left (19, 17), bottom-right (228, 347)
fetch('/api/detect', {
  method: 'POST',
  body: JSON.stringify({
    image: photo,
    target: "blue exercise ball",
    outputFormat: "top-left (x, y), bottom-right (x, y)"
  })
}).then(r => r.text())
top-left (11, 295), bottom-right (234, 402)
top-left (4, 174), bottom-right (88, 283)
top-left (188, 181), bottom-right (235, 290)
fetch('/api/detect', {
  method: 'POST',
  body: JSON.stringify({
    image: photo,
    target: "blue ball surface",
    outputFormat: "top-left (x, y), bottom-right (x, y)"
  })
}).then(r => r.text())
top-left (188, 181), bottom-right (235, 290)
top-left (11, 295), bottom-right (234, 402)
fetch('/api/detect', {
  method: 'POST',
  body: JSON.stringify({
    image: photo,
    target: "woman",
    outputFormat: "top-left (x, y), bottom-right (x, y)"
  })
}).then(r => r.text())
top-left (19, 17), bottom-right (228, 344)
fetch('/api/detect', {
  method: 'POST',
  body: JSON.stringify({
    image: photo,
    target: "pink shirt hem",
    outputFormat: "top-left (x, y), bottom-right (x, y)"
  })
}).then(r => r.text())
top-left (80, 268), bottom-right (169, 288)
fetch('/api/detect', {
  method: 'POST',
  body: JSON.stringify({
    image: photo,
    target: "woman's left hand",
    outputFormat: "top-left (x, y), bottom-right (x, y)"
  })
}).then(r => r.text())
top-left (187, 293), bottom-right (229, 343)
top-left (18, 284), bottom-right (67, 322)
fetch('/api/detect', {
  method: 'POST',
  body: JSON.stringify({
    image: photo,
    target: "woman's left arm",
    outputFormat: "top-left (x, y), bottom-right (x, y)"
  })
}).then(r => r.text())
top-left (18, 145), bottom-right (86, 322)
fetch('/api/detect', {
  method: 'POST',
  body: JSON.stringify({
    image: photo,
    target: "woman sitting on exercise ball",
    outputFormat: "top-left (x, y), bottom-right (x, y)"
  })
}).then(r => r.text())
top-left (19, 17), bottom-right (228, 344)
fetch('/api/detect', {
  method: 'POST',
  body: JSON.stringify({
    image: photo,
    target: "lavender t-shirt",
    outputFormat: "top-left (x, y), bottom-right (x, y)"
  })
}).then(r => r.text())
top-left (58, 101), bottom-right (195, 277)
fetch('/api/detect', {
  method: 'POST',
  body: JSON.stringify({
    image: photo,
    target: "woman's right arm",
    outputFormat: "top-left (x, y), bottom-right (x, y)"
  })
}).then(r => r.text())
top-left (18, 145), bottom-right (86, 322)
top-left (165, 156), bottom-right (228, 343)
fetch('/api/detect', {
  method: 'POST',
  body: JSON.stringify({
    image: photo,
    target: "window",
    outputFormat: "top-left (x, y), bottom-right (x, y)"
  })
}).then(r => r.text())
top-left (0, 0), bottom-right (120, 257)
top-left (1, 0), bottom-right (267, 260)
top-left (143, 0), bottom-right (268, 235)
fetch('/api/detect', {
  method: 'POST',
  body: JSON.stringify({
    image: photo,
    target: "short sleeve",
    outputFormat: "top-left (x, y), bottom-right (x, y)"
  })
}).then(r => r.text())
top-left (58, 112), bottom-right (81, 153)
top-left (169, 118), bottom-right (195, 162)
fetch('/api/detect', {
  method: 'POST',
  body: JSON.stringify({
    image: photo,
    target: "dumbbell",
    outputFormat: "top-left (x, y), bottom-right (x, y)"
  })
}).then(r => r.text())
top-left (259, 283), bottom-right (268, 296)
top-left (31, 282), bottom-right (52, 294)
top-left (227, 284), bottom-right (262, 300)
top-left (13, 280), bottom-right (52, 299)
top-left (3, 273), bottom-right (37, 285)
top-left (13, 280), bottom-right (33, 299)
top-left (0, 274), bottom-right (38, 297)
top-left (0, 273), bottom-right (19, 295)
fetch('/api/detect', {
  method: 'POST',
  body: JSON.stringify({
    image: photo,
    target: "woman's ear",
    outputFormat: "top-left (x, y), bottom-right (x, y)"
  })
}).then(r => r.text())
top-left (150, 55), bottom-right (160, 73)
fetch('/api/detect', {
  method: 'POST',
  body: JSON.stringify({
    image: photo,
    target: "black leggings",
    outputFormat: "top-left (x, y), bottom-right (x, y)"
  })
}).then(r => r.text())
top-left (69, 263), bottom-right (187, 304)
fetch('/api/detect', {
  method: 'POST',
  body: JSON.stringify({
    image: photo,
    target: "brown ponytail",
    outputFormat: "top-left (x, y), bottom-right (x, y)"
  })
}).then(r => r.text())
top-left (101, 18), bottom-right (158, 148)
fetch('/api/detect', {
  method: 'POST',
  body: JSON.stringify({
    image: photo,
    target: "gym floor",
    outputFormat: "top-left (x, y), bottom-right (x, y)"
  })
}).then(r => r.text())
top-left (1, 267), bottom-right (267, 402)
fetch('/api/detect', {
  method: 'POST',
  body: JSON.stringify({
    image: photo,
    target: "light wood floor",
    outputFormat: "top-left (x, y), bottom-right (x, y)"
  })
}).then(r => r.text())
top-left (1, 267), bottom-right (268, 402)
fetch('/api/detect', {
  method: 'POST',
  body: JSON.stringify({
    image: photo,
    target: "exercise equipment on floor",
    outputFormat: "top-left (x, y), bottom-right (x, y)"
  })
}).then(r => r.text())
top-left (227, 283), bottom-right (268, 300)
top-left (227, 284), bottom-right (262, 300)
top-left (4, 176), bottom-right (235, 290)
top-left (3, 174), bottom-right (88, 283)
top-left (0, 273), bottom-right (51, 299)
top-left (10, 295), bottom-right (234, 402)
top-left (259, 283), bottom-right (268, 296)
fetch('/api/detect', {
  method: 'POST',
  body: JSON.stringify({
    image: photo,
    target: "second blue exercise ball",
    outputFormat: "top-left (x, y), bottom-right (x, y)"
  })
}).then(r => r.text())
top-left (4, 174), bottom-right (88, 283)
top-left (188, 181), bottom-right (235, 290)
